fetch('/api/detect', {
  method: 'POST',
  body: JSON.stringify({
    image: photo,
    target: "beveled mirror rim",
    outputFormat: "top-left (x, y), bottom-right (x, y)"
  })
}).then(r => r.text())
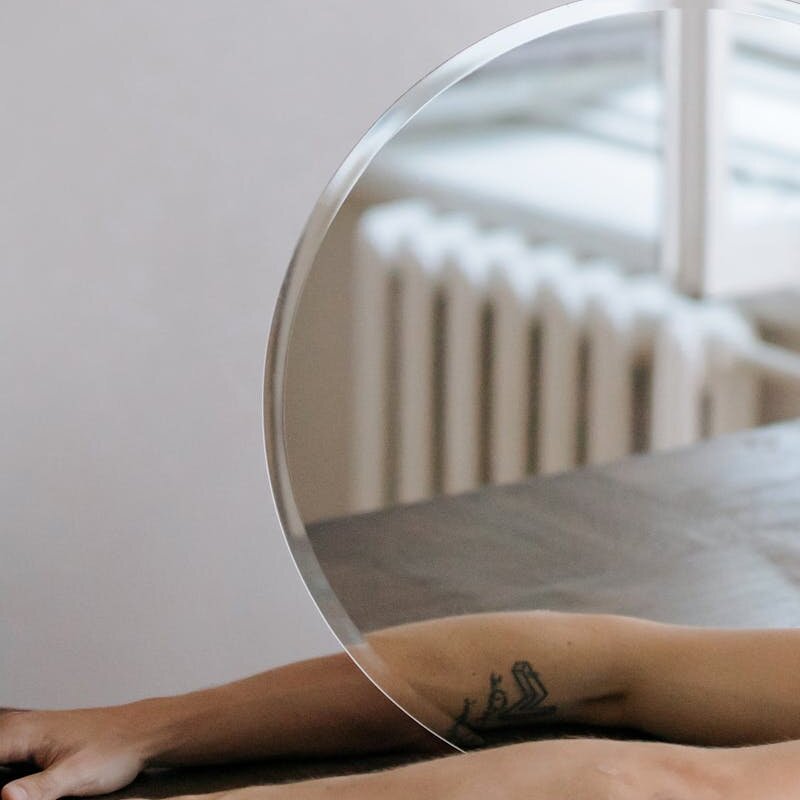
top-left (264, 0), bottom-right (800, 748)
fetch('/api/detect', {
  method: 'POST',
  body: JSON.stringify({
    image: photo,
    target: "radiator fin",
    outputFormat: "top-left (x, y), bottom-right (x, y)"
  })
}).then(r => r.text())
top-left (351, 201), bottom-right (762, 514)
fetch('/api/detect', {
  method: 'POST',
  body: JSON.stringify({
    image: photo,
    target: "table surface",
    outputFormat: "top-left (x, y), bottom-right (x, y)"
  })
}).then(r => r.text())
top-left (10, 423), bottom-right (796, 797)
top-left (308, 420), bottom-right (800, 631)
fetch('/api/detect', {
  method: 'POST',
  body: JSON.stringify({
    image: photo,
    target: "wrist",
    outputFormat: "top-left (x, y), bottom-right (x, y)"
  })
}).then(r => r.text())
top-left (124, 695), bottom-right (188, 766)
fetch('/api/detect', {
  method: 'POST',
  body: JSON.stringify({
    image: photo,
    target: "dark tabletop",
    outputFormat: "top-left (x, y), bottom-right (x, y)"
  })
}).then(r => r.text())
top-left (307, 420), bottom-right (800, 631)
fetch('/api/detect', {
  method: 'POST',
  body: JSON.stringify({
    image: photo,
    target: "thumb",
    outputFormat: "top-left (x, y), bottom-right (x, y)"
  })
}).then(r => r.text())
top-left (2, 785), bottom-right (28, 800)
top-left (2, 763), bottom-right (81, 800)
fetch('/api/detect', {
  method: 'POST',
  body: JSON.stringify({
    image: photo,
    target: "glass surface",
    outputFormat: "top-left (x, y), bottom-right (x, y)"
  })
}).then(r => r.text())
top-left (265, 0), bottom-right (800, 749)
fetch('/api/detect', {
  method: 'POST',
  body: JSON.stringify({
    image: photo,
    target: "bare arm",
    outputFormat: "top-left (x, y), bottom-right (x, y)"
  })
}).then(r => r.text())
top-left (366, 611), bottom-right (800, 746)
top-left (128, 738), bottom-right (796, 800)
top-left (6, 610), bottom-right (800, 800)
top-left (0, 652), bottom-right (440, 800)
top-left (366, 611), bottom-right (640, 743)
top-left (137, 652), bottom-right (440, 763)
top-left (623, 621), bottom-right (800, 745)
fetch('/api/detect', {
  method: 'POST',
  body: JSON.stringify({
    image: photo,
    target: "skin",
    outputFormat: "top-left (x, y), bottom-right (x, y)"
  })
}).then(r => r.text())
top-left (367, 612), bottom-right (800, 746)
top-left (161, 739), bottom-right (743, 800)
top-left (0, 656), bottom-right (441, 800)
top-left (4, 611), bottom-right (800, 800)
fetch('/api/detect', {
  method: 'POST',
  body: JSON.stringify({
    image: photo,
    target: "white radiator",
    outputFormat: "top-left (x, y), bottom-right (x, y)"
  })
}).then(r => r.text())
top-left (351, 200), bottom-right (763, 514)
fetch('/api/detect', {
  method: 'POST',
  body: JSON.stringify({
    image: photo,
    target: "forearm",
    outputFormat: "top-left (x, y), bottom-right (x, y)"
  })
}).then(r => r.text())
top-left (130, 611), bottom-right (642, 765)
top-left (625, 624), bottom-right (800, 745)
top-left (133, 652), bottom-right (439, 766)
top-left (365, 611), bottom-right (639, 738)
top-left (176, 738), bottom-right (754, 800)
top-left (367, 611), bottom-right (800, 748)
top-left (0, 652), bottom-right (441, 800)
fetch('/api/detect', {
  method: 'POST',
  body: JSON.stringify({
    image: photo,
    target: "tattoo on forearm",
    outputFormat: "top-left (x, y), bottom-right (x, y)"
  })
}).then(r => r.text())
top-left (447, 699), bottom-right (486, 748)
top-left (479, 661), bottom-right (558, 726)
top-left (447, 661), bottom-right (557, 746)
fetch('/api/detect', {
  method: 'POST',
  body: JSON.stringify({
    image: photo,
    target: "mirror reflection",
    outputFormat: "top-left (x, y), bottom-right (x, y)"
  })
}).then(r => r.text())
top-left (286, 8), bottom-right (800, 525)
top-left (279, 3), bottom-right (800, 747)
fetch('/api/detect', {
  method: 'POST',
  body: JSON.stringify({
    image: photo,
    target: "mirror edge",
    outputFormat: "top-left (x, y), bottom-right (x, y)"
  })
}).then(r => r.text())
top-left (261, 0), bottom-right (791, 746)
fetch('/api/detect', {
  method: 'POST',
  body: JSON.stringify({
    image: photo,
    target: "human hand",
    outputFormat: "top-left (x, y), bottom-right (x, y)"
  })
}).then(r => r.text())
top-left (0, 707), bottom-right (151, 800)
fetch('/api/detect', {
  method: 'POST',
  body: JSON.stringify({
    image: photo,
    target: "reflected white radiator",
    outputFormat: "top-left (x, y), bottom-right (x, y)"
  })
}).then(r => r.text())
top-left (351, 201), bottom-right (761, 514)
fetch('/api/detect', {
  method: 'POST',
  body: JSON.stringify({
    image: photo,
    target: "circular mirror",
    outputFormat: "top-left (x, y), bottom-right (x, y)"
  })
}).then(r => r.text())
top-left (266, 0), bottom-right (800, 750)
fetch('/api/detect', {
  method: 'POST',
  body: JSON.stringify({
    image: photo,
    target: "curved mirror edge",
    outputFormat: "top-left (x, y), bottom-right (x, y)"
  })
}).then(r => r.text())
top-left (263, 0), bottom-right (800, 747)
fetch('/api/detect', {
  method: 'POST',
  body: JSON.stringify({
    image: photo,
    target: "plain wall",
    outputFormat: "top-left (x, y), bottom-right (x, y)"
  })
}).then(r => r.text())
top-left (0, 0), bottom-right (555, 708)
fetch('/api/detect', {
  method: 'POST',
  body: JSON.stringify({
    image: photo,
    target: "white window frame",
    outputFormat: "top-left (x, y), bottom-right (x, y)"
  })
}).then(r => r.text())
top-left (662, 6), bottom-right (800, 299)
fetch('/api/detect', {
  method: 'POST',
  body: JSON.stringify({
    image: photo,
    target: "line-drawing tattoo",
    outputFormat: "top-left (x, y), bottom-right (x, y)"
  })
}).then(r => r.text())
top-left (445, 698), bottom-right (486, 748)
top-left (448, 660), bottom-right (557, 745)
top-left (477, 661), bottom-right (557, 728)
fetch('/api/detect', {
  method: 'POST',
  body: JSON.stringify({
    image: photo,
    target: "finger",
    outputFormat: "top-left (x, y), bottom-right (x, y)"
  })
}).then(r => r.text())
top-left (1, 762), bottom-right (87, 800)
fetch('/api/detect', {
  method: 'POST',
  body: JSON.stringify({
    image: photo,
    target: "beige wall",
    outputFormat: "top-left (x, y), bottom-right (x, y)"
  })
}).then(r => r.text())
top-left (1, 0), bottom-right (555, 707)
